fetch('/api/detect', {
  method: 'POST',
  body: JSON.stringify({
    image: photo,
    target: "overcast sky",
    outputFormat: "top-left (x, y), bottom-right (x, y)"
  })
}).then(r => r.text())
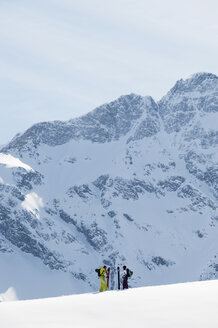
top-left (0, 0), bottom-right (218, 144)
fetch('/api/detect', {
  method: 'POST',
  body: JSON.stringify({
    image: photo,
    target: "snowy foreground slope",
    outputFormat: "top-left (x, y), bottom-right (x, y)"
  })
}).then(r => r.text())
top-left (0, 72), bottom-right (218, 299)
top-left (1, 280), bottom-right (218, 328)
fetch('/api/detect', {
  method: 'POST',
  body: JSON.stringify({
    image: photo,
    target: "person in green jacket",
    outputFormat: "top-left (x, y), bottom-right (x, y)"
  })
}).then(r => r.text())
top-left (99, 265), bottom-right (108, 292)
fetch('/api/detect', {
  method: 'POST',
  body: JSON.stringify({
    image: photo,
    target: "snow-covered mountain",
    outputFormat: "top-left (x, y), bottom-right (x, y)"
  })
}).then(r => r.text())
top-left (0, 72), bottom-right (218, 300)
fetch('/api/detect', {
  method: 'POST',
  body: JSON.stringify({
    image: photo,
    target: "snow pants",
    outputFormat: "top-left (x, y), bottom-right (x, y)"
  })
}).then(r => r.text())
top-left (123, 275), bottom-right (128, 289)
top-left (99, 276), bottom-right (108, 292)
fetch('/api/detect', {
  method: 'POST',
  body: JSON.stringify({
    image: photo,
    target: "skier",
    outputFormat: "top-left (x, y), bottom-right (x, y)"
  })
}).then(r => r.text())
top-left (122, 265), bottom-right (133, 289)
top-left (99, 265), bottom-right (109, 292)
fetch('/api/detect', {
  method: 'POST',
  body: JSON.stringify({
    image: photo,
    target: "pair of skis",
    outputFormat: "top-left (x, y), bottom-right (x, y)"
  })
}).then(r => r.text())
top-left (106, 267), bottom-right (121, 290)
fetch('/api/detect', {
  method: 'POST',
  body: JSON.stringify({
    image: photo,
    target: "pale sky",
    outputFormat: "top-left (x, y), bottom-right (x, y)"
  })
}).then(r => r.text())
top-left (0, 0), bottom-right (218, 144)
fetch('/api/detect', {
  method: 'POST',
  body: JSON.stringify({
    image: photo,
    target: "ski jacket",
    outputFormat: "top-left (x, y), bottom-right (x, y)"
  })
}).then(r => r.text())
top-left (122, 269), bottom-right (127, 280)
top-left (100, 267), bottom-right (106, 277)
top-left (123, 268), bottom-right (132, 279)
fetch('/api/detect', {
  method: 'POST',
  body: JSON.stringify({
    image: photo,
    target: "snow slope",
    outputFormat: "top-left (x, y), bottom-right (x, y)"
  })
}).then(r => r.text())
top-left (1, 280), bottom-right (218, 328)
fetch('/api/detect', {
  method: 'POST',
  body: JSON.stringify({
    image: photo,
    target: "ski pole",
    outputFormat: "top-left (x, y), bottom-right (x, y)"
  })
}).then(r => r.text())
top-left (117, 266), bottom-right (120, 290)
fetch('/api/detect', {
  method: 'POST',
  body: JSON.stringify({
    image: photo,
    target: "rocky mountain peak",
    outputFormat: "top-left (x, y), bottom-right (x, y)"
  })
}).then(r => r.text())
top-left (158, 72), bottom-right (218, 133)
top-left (2, 73), bottom-right (218, 152)
top-left (162, 72), bottom-right (218, 99)
top-left (2, 94), bottom-right (158, 154)
top-left (188, 72), bottom-right (218, 84)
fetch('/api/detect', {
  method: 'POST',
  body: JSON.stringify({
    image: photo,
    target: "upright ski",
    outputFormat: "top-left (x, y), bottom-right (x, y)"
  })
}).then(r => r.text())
top-left (107, 267), bottom-right (110, 289)
top-left (117, 266), bottom-right (120, 290)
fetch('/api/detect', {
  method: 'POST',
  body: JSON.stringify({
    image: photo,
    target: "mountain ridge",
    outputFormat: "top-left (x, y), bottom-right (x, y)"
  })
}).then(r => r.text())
top-left (2, 72), bottom-right (218, 154)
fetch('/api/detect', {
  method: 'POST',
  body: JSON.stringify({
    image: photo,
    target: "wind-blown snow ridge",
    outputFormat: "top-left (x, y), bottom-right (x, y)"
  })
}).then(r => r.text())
top-left (0, 153), bottom-right (33, 171)
top-left (0, 287), bottom-right (17, 302)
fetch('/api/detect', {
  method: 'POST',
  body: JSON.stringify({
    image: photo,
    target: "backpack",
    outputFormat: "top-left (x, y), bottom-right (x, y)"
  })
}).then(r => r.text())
top-left (95, 268), bottom-right (101, 277)
top-left (127, 269), bottom-right (133, 277)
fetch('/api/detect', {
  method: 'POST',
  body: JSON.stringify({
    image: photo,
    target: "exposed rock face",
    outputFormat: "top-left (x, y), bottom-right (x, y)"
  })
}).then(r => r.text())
top-left (2, 95), bottom-right (158, 153)
top-left (159, 73), bottom-right (218, 133)
top-left (0, 72), bottom-right (218, 298)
